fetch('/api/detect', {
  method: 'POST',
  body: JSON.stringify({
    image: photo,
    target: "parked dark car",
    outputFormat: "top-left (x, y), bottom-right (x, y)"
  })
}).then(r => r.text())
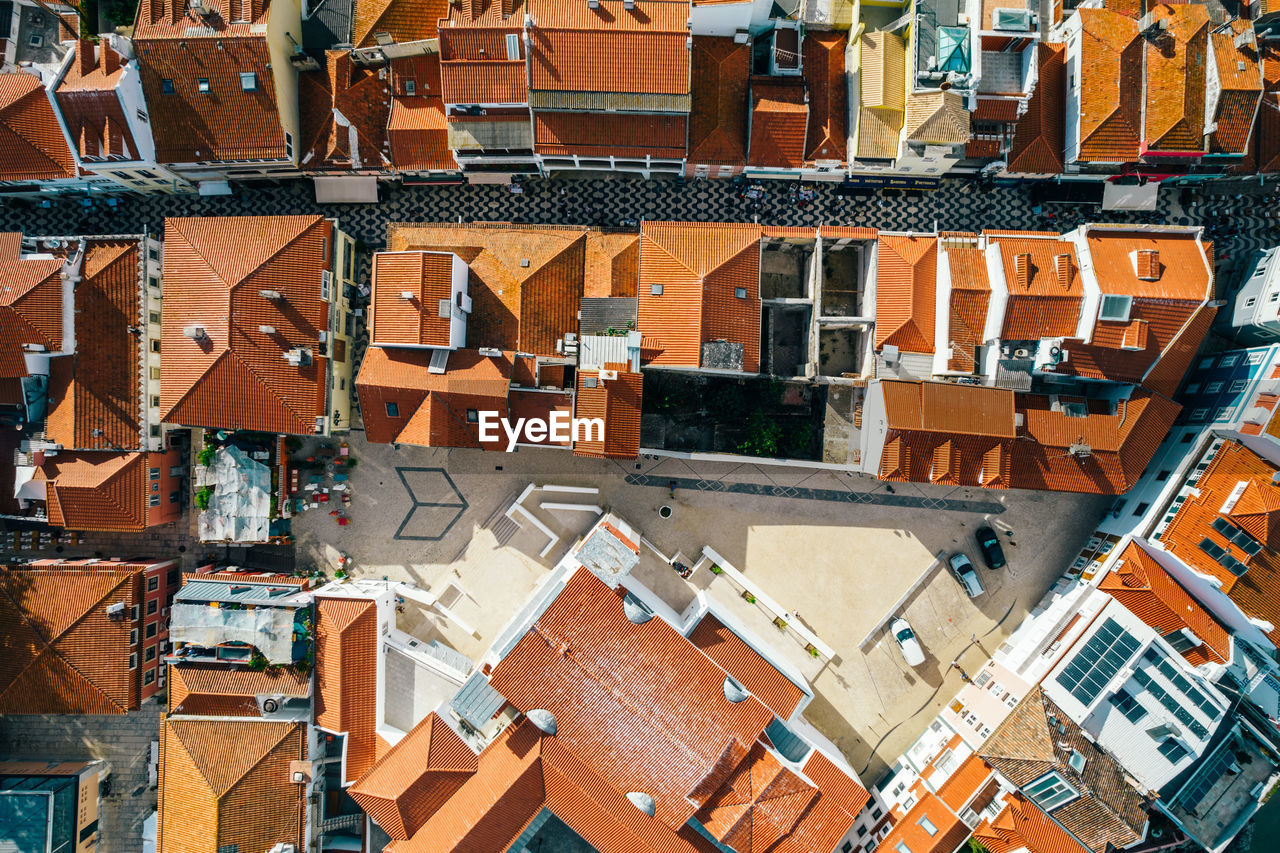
top-left (976, 526), bottom-right (1007, 570)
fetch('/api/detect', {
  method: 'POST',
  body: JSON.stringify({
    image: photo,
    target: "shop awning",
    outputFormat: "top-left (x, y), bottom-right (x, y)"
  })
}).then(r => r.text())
top-left (314, 175), bottom-right (380, 203)
top-left (1103, 180), bottom-right (1160, 211)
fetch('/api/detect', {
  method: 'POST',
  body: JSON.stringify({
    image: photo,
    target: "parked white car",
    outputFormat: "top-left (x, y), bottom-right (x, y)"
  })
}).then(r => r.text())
top-left (890, 617), bottom-right (925, 667)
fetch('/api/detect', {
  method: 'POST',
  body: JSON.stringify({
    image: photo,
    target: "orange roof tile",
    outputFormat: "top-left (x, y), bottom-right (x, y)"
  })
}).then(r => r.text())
top-left (371, 251), bottom-right (458, 347)
top-left (299, 50), bottom-right (393, 172)
top-left (997, 237), bottom-right (1082, 339)
top-left (1007, 43), bottom-right (1066, 175)
top-left (45, 240), bottom-right (142, 450)
top-left (0, 562), bottom-right (143, 714)
top-left (876, 791), bottom-right (970, 853)
top-left (689, 37), bottom-right (750, 166)
top-left (944, 246), bottom-right (990, 372)
top-left (584, 230), bottom-right (639, 298)
top-left (573, 369), bottom-right (642, 458)
top-left (507, 389), bottom-right (573, 445)
top-left (0, 72), bottom-right (77, 180)
top-left (803, 33), bottom-right (846, 164)
top-left (534, 111), bottom-right (687, 158)
top-left (389, 54), bottom-right (455, 171)
top-left (438, 27), bottom-right (529, 105)
top-left (882, 380), bottom-right (1016, 437)
top-left (1076, 9), bottom-right (1142, 163)
top-left (875, 235), bottom-right (937, 354)
top-left (695, 741), bottom-right (818, 853)
top-left (37, 451), bottom-right (151, 532)
top-left (168, 662), bottom-right (310, 717)
top-left (158, 719), bottom-right (305, 853)
top-left (134, 0), bottom-right (288, 165)
top-left (357, 347), bottom-right (511, 448)
top-left (973, 792), bottom-right (1091, 853)
top-left (689, 613), bottom-right (804, 719)
top-left (1160, 439), bottom-right (1280, 646)
top-left (638, 221), bottom-right (762, 372)
top-left (388, 222), bottom-right (589, 355)
top-left (0, 232), bottom-right (67, 378)
top-left (1142, 4), bottom-right (1209, 155)
top-left (1209, 22), bottom-right (1263, 155)
top-left (54, 41), bottom-right (140, 163)
top-left (748, 78), bottom-right (808, 168)
top-left (936, 754), bottom-right (994, 812)
top-left (315, 596), bottom-right (380, 783)
top-left (160, 215), bottom-right (332, 435)
top-left (1099, 541), bottom-right (1230, 666)
top-left (349, 713), bottom-right (478, 840)
top-left (355, 0), bottom-right (449, 46)
top-left (527, 0), bottom-right (691, 96)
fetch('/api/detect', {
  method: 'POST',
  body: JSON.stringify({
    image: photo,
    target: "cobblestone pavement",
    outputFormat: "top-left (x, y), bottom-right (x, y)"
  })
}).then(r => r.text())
top-left (2, 175), bottom-right (1275, 258)
top-left (0, 705), bottom-right (163, 853)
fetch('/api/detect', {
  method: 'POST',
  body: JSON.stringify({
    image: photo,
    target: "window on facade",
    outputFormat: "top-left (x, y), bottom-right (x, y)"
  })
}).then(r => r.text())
top-left (1024, 771), bottom-right (1078, 811)
top-left (129, 653), bottom-right (137, 670)
top-left (145, 645), bottom-right (156, 661)
top-left (506, 32), bottom-right (520, 60)
top-left (147, 599), bottom-right (158, 615)
top-left (467, 409), bottom-right (479, 422)
top-left (285, 132), bottom-right (295, 159)
top-left (143, 669), bottom-right (155, 685)
top-left (169, 491), bottom-right (179, 504)
top-left (240, 71), bottom-right (258, 91)
top-left (386, 402), bottom-right (400, 417)
top-left (148, 576), bottom-right (159, 591)
top-left (162, 78), bottom-right (175, 94)
top-left (146, 622), bottom-right (157, 638)
top-left (151, 339), bottom-right (160, 352)
top-left (167, 569), bottom-right (179, 586)
top-left (197, 78), bottom-right (210, 94)
top-left (151, 367), bottom-right (161, 380)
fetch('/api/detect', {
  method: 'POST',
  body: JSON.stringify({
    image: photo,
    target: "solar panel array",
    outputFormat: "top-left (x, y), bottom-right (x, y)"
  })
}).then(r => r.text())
top-left (1144, 647), bottom-right (1221, 719)
top-left (1056, 618), bottom-right (1141, 705)
top-left (1133, 668), bottom-right (1210, 739)
top-left (1210, 517), bottom-right (1263, 556)
top-left (1109, 687), bottom-right (1148, 725)
top-left (1198, 537), bottom-right (1250, 576)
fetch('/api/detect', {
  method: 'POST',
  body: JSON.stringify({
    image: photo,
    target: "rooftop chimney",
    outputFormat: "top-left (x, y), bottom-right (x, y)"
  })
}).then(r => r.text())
top-left (259, 289), bottom-right (282, 301)
top-left (77, 39), bottom-right (94, 77)
top-left (1054, 253), bottom-right (1072, 289)
top-left (103, 45), bottom-right (120, 76)
top-left (1135, 249), bottom-right (1160, 281)
top-left (183, 324), bottom-right (207, 340)
top-left (259, 325), bottom-right (277, 335)
top-left (1013, 253), bottom-right (1031, 289)
top-left (399, 290), bottom-right (415, 300)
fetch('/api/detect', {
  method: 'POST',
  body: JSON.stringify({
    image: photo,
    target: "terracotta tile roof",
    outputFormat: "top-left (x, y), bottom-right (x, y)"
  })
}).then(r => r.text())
top-left (442, 0), bottom-right (524, 25)
top-left (695, 740), bottom-right (818, 853)
top-left (534, 111), bottom-right (687, 158)
top-left (299, 50), bottom-right (393, 172)
top-left (0, 563), bottom-right (142, 714)
top-left (0, 72), bottom-right (76, 180)
top-left (936, 754), bottom-right (994, 812)
top-left (688, 37), bottom-right (749, 166)
top-left (1076, 9), bottom-right (1142, 162)
top-left (1258, 46), bottom-right (1280, 172)
top-left (168, 662), bottom-right (310, 716)
top-left (315, 596), bottom-right (380, 783)
top-left (1142, 3), bottom-right (1209, 154)
top-left (974, 98), bottom-right (1019, 122)
top-left (160, 215), bottom-right (332, 435)
top-left (1209, 22), bottom-right (1262, 155)
top-left (904, 90), bottom-right (969, 143)
top-left (878, 382), bottom-right (1178, 494)
top-left (438, 26), bottom-right (528, 103)
top-left (637, 221), bottom-right (762, 372)
top-left (54, 41), bottom-right (139, 163)
top-left (1099, 541), bottom-right (1230, 667)
top-left (134, 4), bottom-right (288, 165)
top-left (803, 32), bottom-right (846, 164)
top-left (354, 0), bottom-right (449, 46)
top-left (1159, 439), bottom-right (1280, 646)
top-left (158, 719), bottom-right (305, 853)
top-left (0, 233), bottom-right (66, 378)
top-left (748, 78), bottom-right (808, 168)
top-left (508, 389), bottom-right (572, 444)
top-left (688, 613), bottom-right (804, 719)
top-left (876, 791), bottom-right (970, 853)
top-left (489, 570), bottom-right (776, 828)
top-left (388, 223), bottom-right (589, 355)
top-left (584, 230), bottom-right (638, 297)
top-left (856, 31), bottom-right (905, 161)
top-left (944, 246), bottom-right (990, 372)
top-left (527, 0), bottom-right (691, 96)
top-left (37, 451), bottom-right (150, 532)
top-left (874, 235), bottom-right (937, 354)
top-left (1006, 43), bottom-right (1065, 174)
top-left (370, 250), bottom-right (457, 347)
top-left (980, 686), bottom-right (1147, 853)
top-left (973, 792), bottom-right (1091, 853)
top-left (997, 237), bottom-right (1081, 340)
top-left (388, 54), bottom-right (455, 171)
top-left (573, 369), bottom-right (642, 458)
top-left (357, 347), bottom-right (511, 447)
top-left (349, 712), bottom-right (478, 839)
top-left (45, 240), bottom-right (142, 450)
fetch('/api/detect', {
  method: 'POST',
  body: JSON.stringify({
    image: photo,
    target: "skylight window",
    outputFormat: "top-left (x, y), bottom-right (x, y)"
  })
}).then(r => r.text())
top-left (1024, 772), bottom-right (1078, 811)
top-left (162, 78), bottom-right (175, 94)
top-left (1099, 294), bottom-right (1133, 322)
top-left (650, 284), bottom-right (663, 295)
top-left (240, 71), bottom-right (258, 92)
top-left (197, 78), bottom-right (211, 94)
